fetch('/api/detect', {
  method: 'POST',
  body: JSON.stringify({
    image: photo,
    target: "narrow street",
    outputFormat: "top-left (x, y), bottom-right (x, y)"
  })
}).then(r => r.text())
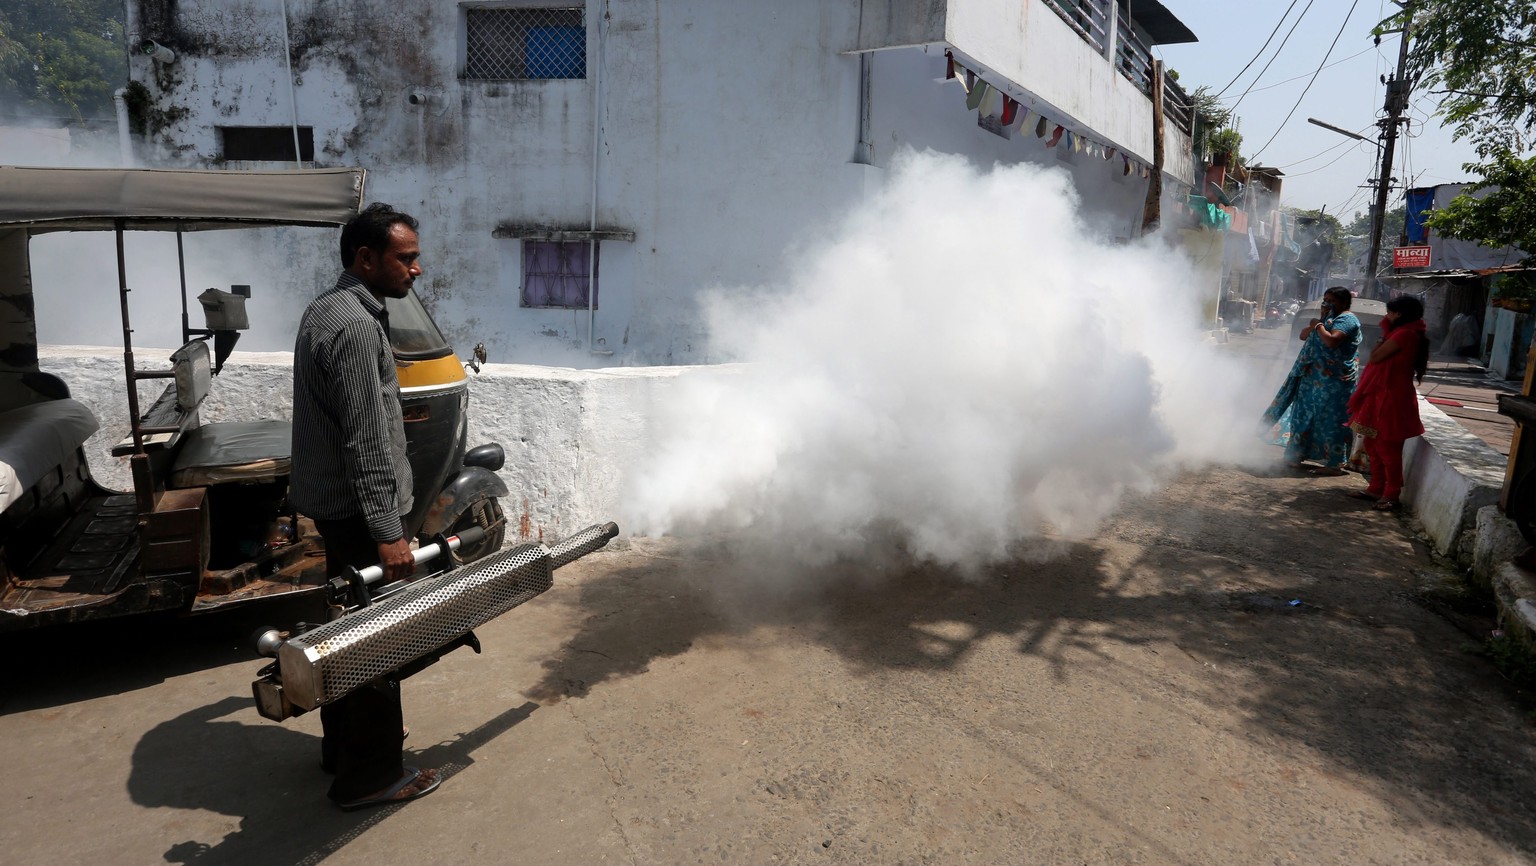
top-left (5, 328), bottom-right (1536, 865)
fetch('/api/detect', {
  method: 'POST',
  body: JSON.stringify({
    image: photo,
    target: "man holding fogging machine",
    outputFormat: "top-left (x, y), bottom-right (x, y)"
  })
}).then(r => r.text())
top-left (290, 203), bottom-right (440, 810)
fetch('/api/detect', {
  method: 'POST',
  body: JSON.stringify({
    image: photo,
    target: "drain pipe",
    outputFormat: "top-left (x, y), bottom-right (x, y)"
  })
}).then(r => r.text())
top-left (278, 0), bottom-right (303, 168)
top-left (113, 87), bottom-right (132, 166)
top-left (586, 1), bottom-right (608, 355)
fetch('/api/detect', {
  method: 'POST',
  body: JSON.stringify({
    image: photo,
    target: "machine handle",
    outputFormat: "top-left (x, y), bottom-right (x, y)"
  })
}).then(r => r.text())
top-left (352, 525), bottom-right (487, 586)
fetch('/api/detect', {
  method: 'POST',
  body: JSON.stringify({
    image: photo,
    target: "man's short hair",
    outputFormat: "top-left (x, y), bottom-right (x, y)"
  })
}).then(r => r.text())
top-left (340, 203), bottom-right (419, 267)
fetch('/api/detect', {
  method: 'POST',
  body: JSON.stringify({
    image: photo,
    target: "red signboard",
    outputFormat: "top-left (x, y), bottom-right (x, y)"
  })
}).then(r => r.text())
top-left (1394, 245), bottom-right (1432, 268)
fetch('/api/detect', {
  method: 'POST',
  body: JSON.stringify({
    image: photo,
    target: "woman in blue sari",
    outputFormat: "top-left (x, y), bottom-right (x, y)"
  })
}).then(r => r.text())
top-left (1262, 286), bottom-right (1362, 474)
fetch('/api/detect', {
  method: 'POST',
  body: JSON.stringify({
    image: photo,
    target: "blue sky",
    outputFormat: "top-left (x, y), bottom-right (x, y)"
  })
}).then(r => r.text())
top-left (1154, 0), bottom-right (1477, 220)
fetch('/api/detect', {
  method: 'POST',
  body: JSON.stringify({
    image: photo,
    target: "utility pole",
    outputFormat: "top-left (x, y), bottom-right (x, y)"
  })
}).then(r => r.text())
top-left (1365, 3), bottom-right (1413, 299)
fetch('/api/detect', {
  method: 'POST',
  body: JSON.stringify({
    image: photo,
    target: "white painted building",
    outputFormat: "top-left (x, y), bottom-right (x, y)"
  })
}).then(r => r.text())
top-left (121, 0), bottom-right (1200, 366)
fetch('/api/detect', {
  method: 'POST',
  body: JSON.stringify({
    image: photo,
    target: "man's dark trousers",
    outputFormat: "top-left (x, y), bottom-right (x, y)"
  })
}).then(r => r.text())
top-left (316, 516), bottom-right (406, 802)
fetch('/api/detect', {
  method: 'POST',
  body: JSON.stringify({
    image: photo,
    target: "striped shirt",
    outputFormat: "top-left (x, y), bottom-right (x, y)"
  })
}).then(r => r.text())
top-left (290, 272), bottom-right (413, 542)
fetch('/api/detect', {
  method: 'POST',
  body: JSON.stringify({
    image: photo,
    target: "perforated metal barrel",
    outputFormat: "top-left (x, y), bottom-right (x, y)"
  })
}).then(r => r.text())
top-left (277, 522), bottom-right (617, 710)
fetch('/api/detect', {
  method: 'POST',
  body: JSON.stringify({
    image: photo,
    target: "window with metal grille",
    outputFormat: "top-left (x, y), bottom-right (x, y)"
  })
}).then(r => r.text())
top-left (219, 126), bottom-right (314, 161)
top-left (464, 6), bottom-right (586, 80)
top-left (521, 240), bottom-right (598, 308)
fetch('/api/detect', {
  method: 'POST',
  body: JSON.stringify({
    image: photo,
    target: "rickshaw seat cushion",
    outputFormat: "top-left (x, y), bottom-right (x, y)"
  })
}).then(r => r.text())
top-left (172, 341), bottom-right (213, 412)
top-left (169, 419), bottom-right (291, 488)
top-left (0, 398), bottom-right (100, 513)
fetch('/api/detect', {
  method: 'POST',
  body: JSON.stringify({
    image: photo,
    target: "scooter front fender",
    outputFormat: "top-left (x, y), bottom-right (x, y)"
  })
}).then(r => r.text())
top-left (420, 464), bottom-right (510, 536)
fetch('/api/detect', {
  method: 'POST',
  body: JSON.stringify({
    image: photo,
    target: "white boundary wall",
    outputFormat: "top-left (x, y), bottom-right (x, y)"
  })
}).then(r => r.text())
top-left (38, 345), bottom-right (731, 542)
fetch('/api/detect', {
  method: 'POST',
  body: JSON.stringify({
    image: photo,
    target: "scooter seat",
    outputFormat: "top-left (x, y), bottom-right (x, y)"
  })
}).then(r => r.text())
top-left (169, 419), bottom-right (291, 488)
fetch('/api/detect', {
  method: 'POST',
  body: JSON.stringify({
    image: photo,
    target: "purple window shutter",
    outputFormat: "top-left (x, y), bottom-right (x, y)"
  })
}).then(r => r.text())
top-left (521, 240), bottom-right (598, 308)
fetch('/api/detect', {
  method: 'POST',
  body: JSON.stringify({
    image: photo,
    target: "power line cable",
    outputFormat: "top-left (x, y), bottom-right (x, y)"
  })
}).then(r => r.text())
top-left (1276, 137), bottom-right (1352, 169)
top-left (1236, 44), bottom-right (1376, 96)
top-left (1228, 0), bottom-right (1319, 114)
top-left (1249, 0), bottom-right (1364, 161)
top-left (1214, 0), bottom-right (1302, 97)
top-left (1275, 121), bottom-right (1377, 168)
top-left (1286, 143), bottom-right (1375, 178)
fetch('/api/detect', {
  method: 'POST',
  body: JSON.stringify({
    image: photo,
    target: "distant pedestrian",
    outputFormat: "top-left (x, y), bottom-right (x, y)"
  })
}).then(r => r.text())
top-left (1262, 286), bottom-right (1362, 474)
top-left (1346, 295), bottom-right (1428, 511)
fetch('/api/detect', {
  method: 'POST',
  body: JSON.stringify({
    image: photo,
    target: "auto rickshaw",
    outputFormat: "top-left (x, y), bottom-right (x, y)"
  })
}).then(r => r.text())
top-left (0, 165), bottom-right (507, 632)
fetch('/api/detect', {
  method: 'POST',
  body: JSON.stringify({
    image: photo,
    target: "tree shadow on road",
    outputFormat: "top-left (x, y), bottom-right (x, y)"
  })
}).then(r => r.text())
top-left (526, 472), bottom-right (1536, 858)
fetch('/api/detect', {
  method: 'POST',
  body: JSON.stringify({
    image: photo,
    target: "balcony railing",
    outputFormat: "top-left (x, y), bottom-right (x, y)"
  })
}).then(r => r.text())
top-left (1114, 5), bottom-right (1153, 93)
top-left (1163, 74), bottom-right (1194, 137)
top-left (1041, 0), bottom-right (1110, 53)
top-left (1040, 0), bottom-right (1195, 138)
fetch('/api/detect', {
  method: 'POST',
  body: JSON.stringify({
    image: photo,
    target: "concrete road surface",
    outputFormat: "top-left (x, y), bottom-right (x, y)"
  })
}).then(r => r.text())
top-left (7, 323), bottom-right (1536, 864)
top-left (7, 463), bottom-right (1536, 865)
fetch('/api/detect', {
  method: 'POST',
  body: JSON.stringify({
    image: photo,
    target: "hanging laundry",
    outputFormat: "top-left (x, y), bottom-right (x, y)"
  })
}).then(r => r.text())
top-left (1036, 116), bottom-right (1049, 138)
top-left (979, 85), bottom-right (999, 116)
top-left (963, 69), bottom-right (975, 95)
top-left (965, 80), bottom-right (991, 111)
top-left (1001, 97), bottom-right (1018, 126)
top-left (1047, 125), bottom-right (1065, 147)
top-left (946, 51), bottom-right (955, 80)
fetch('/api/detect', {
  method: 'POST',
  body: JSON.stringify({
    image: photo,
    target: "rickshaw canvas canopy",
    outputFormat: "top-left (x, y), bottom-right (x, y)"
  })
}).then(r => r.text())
top-left (0, 165), bottom-right (366, 231)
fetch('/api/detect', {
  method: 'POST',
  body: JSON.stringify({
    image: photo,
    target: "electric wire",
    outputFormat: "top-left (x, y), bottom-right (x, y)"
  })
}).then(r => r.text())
top-left (1238, 44), bottom-right (1376, 96)
top-left (1214, 0), bottom-right (1302, 97)
top-left (1228, 0), bottom-right (1319, 114)
top-left (1285, 142), bottom-right (1375, 178)
top-left (1249, 0), bottom-right (1364, 161)
top-left (1275, 121), bottom-right (1377, 168)
top-left (1275, 138), bottom-right (1353, 170)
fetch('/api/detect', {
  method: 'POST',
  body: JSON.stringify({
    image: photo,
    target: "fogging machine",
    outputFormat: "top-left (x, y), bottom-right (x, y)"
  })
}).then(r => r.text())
top-left (250, 521), bottom-right (619, 721)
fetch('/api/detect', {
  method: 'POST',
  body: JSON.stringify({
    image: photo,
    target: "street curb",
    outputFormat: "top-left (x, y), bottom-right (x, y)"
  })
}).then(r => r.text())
top-left (1403, 395), bottom-right (1505, 558)
top-left (1493, 561), bottom-right (1536, 652)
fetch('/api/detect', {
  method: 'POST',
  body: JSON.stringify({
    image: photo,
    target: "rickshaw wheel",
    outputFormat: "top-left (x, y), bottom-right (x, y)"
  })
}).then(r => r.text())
top-left (450, 496), bottom-right (507, 565)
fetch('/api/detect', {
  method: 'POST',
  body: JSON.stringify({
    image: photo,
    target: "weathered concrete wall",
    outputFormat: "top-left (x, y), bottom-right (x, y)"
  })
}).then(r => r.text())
top-left (114, 0), bottom-right (1197, 368)
top-left (38, 344), bottom-right (737, 543)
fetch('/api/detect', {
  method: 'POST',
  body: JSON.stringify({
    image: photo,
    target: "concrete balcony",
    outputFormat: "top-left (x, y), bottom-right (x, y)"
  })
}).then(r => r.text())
top-left (854, 0), bottom-right (1198, 187)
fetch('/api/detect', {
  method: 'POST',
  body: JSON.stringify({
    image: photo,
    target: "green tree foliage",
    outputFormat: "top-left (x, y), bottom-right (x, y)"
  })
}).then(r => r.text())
top-left (1385, 0), bottom-right (1536, 155)
top-left (1380, 1), bottom-right (1536, 267)
top-left (1425, 154), bottom-right (1536, 254)
top-left (1343, 205), bottom-right (1407, 270)
top-left (0, 0), bottom-right (125, 123)
top-left (1285, 207), bottom-right (1342, 243)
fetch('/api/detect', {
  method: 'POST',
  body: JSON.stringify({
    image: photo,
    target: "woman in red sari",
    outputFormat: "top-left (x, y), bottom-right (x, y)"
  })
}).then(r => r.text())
top-left (1346, 295), bottom-right (1429, 511)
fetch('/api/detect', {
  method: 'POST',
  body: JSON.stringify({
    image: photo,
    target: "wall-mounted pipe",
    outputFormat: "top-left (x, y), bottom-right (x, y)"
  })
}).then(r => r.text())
top-left (278, 0), bottom-right (303, 168)
top-left (587, 1), bottom-right (609, 356)
top-left (113, 87), bottom-right (132, 166)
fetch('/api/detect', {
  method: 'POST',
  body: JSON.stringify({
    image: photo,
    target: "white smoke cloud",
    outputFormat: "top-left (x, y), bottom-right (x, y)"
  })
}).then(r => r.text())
top-left (621, 150), bottom-right (1268, 573)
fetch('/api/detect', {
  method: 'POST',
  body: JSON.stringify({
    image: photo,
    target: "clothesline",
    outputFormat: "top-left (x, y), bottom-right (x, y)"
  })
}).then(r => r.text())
top-left (946, 51), bottom-right (1153, 181)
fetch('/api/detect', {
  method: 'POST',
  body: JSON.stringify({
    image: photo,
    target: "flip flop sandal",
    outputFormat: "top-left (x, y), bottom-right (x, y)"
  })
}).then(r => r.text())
top-left (337, 767), bottom-right (441, 811)
top-left (1373, 500), bottom-right (1402, 512)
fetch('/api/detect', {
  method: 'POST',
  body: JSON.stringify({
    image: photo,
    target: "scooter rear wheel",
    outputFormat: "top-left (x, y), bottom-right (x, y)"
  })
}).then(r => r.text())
top-left (449, 496), bottom-right (506, 565)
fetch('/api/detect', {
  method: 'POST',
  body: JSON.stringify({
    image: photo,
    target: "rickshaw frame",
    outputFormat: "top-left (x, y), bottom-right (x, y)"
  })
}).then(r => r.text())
top-left (0, 165), bottom-right (507, 631)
